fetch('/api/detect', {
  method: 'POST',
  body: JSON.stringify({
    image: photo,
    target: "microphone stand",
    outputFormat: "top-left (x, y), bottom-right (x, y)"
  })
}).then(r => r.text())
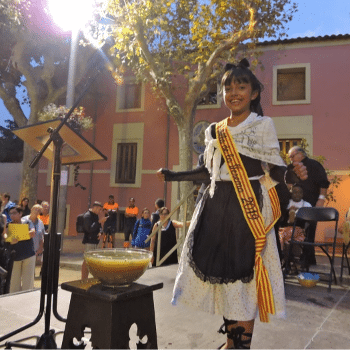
top-left (0, 43), bottom-right (109, 349)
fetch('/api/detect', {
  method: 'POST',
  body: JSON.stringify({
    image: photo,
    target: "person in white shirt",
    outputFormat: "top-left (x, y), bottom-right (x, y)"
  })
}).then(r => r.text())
top-left (279, 184), bottom-right (312, 256)
top-left (22, 204), bottom-right (45, 273)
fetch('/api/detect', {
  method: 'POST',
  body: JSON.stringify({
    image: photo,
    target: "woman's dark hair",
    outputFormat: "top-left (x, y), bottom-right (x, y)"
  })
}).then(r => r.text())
top-left (21, 197), bottom-right (29, 208)
top-left (159, 207), bottom-right (170, 215)
top-left (155, 198), bottom-right (164, 209)
top-left (221, 58), bottom-right (264, 115)
top-left (141, 208), bottom-right (150, 215)
top-left (9, 205), bottom-right (23, 214)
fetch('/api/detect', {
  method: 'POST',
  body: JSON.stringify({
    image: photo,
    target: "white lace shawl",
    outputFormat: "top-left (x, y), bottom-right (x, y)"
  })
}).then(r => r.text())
top-left (204, 113), bottom-right (285, 197)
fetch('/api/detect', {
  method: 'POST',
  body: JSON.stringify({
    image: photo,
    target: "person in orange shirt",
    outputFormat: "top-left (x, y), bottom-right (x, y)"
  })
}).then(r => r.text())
top-left (102, 195), bottom-right (119, 248)
top-left (38, 201), bottom-right (50, 232)
top-left (124, 197), bottom-right (138, 248)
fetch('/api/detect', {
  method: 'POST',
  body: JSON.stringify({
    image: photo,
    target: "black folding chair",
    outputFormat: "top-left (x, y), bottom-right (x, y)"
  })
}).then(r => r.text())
top-left (0, 245), bottom-right (15, 295)
top-left (284, 207), bottom-right (339, 292)
top-left (340, 240), bottom-right (350, 282)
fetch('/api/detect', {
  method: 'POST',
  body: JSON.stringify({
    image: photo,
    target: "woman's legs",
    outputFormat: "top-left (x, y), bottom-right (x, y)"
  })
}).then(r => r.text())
top-left (219, 318), bottom-right (254, 349)
top-left (21, 255), bottom-right (35, 291)
top-left (10, 260), bottom-right (22, 293)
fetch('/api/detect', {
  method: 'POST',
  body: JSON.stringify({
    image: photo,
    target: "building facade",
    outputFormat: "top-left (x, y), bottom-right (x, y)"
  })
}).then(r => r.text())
top-left (37, 34), bottom-right (350, 242)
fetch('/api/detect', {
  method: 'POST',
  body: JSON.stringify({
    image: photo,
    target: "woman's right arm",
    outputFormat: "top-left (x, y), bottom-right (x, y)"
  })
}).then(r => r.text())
top-left (157, 165), bottom-right (210, 184)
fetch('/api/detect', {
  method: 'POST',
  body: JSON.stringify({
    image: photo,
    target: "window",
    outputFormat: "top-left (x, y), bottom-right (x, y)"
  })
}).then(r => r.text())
top-left (279, 138), bottom-right (303, 154)
top-left (273, 64), bottom-right (310, 105)
top-left (116, 78), bottom-right (144, 111)
top-left (277, 68), bottom-right (305, 101)
top-left (198, 81), bottom-right (218, 106)
top-left (196, 79), bottom-right (221, 109)
top-left (272, 115), bottom-right (313, 156)
top-left (115, 143), bottom-right (137, 184)
top-left (110, 123), bottom-right (144, 188)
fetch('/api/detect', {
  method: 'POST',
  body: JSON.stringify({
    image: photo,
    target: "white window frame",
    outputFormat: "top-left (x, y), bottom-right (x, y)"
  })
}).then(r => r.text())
top-left (110, 123), bottom-right (144, 188)
top-left (116, 77), bottom-right (145, 112)
top-left (272, 63), bottom-right (311, 105)
top-left (196, 80), bottom-right (222, 110)
top-left (271, 115), bottom-right (313, 155)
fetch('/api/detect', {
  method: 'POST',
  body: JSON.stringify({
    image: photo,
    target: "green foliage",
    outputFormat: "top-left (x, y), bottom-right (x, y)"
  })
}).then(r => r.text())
top-left (38, 103), bottom-right (94, 132)
top-left (0, 0), bottom-right (26, 27)
top-left (0, 119), bottom-right (23, 162)
top-left (96, 0), bottom-right (297, 106)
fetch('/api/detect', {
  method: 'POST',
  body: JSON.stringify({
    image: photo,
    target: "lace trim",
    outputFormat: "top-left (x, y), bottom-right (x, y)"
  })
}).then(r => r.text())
top-left (187, 254), bottom-right (254, 284)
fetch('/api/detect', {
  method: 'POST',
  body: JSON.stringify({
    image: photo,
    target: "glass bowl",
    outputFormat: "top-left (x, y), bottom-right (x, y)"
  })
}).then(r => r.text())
top-left (84, 248), bottom-right (152, 287)
top-left (297, 272), bottom-right (320, 288)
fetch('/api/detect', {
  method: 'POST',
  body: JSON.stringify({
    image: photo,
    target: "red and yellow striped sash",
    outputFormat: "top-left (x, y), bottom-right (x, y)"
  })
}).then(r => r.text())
top-left (216, 119), bottom-right (281, 323)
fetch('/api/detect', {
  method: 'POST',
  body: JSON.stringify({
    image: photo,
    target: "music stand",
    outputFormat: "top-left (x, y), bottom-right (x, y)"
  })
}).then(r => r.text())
top-left (0, 119), bottom-right (107, 348)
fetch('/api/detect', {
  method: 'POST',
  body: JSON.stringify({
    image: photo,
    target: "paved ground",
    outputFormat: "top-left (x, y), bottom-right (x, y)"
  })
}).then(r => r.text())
top-left (1, 234), bottom-right (350, 349)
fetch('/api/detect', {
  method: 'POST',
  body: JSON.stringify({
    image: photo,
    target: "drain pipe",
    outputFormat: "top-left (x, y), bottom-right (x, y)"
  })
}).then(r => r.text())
top-left (164, 114), bottom-right (170, 205)
top-left (88, 92), bottom-right (99, 208)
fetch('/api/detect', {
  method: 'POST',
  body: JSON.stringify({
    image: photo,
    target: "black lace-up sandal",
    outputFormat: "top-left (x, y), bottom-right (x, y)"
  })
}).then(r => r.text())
top-left (217, 319), bottom-right (252, 349)
top-left (216, 318), bottom-right (237, 350)
top-left (231, 326), bottom-right (253, 350)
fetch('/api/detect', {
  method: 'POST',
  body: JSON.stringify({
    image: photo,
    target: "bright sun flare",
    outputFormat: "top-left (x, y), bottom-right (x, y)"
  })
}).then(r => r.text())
top-left (47, 0), bottom-right (96, 31)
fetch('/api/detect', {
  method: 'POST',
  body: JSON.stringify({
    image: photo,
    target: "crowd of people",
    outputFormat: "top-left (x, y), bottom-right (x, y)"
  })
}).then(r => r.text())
top-left (80, 196), bottom-right (181, 278)
top-left (0, 193), bottom-right (49, 293)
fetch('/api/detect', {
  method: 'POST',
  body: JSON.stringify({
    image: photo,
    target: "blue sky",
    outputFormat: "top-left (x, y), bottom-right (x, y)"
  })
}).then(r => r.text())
top-left (286, 0), bottom-right (350, 39)
top-left (1, 0), bottom-right (350, 127)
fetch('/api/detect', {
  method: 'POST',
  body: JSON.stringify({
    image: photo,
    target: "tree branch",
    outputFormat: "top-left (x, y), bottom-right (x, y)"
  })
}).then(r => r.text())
top-left (187, 3), bottom-right (258, 112)
top-left (0, 84), bottom-right (28, 127)
top-left (134, 20), bottom-right (184, 123)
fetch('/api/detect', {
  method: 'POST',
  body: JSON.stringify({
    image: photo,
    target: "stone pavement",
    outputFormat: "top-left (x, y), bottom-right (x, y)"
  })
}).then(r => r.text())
top-left (1, 234), bottom-right (350, 349)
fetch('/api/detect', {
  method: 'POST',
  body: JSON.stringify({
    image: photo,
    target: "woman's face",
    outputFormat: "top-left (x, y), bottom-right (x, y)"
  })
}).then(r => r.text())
top-left (160, 210), bottom-right (170, 221)
top-left (42, 204), bottom-right (49, 215)
top-left (31, 206), bottom-right (42, 218)
top-left (143, 210), bottom-right (150, 219)
top-left (223, 80), bottom-right (258, 117)
top-left (22, 199), bottom-right (29, 207)
top-left (9, 209), bottom-right (22, 223)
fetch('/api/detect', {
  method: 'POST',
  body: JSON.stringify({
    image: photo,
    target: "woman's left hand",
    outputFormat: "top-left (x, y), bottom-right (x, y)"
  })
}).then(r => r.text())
top-left (29, 229), bottom-right (36, 238)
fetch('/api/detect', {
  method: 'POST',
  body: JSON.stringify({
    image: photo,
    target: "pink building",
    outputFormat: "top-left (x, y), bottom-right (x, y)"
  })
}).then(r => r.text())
top-left (37, 34), bottom-right (350, 243)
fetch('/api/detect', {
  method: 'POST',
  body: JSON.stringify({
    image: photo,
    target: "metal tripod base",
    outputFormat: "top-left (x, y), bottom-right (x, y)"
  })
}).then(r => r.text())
top-left (35, 330), bottom-right (57, 349)
top-left (5, 329), bottom-right (60, 349)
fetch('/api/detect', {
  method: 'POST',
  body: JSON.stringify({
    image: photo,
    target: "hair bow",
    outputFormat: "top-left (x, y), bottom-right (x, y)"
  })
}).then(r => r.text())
top-left (224, 58), bottom-right (250, 72)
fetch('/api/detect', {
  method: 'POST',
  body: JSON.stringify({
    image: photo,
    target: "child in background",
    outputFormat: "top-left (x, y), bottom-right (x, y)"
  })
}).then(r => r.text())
top-left (279, 184), bottom-right (312, 255)
top-left (131, 208), bottom-right (152, 249)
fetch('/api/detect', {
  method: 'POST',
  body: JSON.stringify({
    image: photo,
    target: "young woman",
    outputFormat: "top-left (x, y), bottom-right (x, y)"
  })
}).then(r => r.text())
top-left (150, 207), bottom-right (190, 267)
top-left (20, 197), bottom-right (30, 217)
top-left (157, 59), bottom-right (307, 349)
top-left (131, 208), bottom-right (152, 249)
top-left (7, 206), bottom-right (36, 293)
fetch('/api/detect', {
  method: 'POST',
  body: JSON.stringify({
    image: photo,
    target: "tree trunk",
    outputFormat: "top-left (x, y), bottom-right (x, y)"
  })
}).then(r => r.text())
top-left (174, 115), bottom-right (195, 257)
top-left (20, 144), bottom-right (39, 205)
top-left (177, 115), bottom-right (195, 218)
